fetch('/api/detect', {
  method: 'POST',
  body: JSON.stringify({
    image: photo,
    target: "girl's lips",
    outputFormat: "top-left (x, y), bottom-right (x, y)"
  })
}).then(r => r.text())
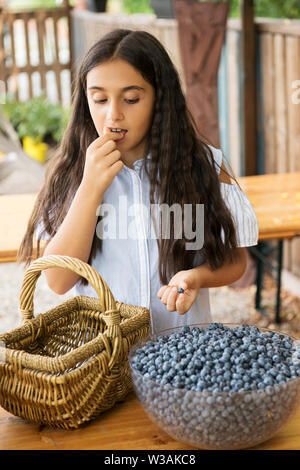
top-left (115, 130), bottom-right (127, 141)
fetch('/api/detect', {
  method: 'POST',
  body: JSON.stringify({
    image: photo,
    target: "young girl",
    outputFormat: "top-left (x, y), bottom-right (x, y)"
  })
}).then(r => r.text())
top-left (18, 29), bottom-right (258, 335)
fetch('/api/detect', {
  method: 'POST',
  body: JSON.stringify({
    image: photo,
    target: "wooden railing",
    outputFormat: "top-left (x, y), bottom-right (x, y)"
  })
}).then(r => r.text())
top-left (0, 0), bottom-right (73, 105)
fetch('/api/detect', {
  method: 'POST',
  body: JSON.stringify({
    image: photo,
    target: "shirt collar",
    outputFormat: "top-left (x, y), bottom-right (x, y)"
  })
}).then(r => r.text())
top-left (123, 153), bottom-right (151, 171)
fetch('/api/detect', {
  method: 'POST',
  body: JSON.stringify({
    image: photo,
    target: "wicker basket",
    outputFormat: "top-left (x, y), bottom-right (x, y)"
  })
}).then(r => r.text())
top-left (0, 255), bottom-right (150, 429)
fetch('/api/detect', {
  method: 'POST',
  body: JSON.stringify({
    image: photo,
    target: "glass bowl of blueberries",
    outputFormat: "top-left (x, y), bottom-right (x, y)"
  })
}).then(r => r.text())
top-left (129, 323), bottom-right (300, 450)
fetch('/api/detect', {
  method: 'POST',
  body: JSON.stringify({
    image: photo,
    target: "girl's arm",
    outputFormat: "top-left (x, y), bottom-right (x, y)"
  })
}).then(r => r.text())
top-left (43, 130), bottom-right (124, 295)
top-left (158, 247), bottom-right (247, 315)
top-left (191, 247), bottom-right (247, 289)
top-left (43, 183), bottom-right (102, 295)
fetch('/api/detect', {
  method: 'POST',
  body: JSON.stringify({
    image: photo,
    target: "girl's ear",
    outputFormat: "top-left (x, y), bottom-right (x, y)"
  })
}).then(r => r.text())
top-left (218, 161), bottom-right (232, 185)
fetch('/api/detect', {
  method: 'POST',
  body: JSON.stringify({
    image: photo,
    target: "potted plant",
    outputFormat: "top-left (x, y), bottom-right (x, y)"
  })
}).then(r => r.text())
top-left (1, 94), bottom-right (70, 163)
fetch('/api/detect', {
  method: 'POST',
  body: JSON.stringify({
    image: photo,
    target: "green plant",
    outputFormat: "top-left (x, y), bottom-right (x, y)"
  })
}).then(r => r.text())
top-left (229, 0), bottom-right (300, 18)
top-left (1, 94), bottom-right (70, 145)
top-left (7, 0), bottom-right (58, 8)
top-left (123, 0), bottom-right (154, 14)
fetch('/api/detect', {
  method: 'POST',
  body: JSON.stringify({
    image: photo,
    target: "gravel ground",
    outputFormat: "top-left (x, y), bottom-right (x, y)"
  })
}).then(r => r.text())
top-left (0, 262), bottom-right (74, 334)
top-left (1, 262), bottom-right (300, 338)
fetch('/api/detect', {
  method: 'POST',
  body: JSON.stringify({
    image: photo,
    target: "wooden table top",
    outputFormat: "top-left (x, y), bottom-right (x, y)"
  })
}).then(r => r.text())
top-left (238, 172), bottom-right (300, 241)
top-left (1, 171), bottom-right (300, 262)
top-left (0, 193), bottom-right (40, 263)
top-left (0, 392), bottom-right (299, 450)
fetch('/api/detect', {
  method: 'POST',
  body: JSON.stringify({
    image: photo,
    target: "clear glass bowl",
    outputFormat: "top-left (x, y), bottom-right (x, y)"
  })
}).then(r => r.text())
top-left (129, 323), bottom-right (300, 450)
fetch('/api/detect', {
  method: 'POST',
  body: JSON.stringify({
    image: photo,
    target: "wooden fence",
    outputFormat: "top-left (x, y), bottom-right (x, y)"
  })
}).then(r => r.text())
top-left (71, 11), bottom-right (186, 92)
top-left (222, 18), bottom-right (300, 177)
top-left (0, 0), bottom-right (73, 105)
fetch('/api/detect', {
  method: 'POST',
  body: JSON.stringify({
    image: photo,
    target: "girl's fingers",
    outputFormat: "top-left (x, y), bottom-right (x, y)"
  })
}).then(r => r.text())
top-left (176, 293), bottom-right (187, 314)
top-left (161, 286), bottom-right (172, 304)
top-left (89, 131), bottom-right (120, 152)
top-left (166, 286), bottom-right (178, 312)
top-left (105, 149), bottom-right (122, 167)
top-left (99, 139), bottom-right (118, 156)
top-left (157, 285), bottom-right (168, 299)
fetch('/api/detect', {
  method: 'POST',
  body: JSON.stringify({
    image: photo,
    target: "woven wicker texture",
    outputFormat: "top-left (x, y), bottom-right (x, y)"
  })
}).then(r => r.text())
top-left (0, 255), bottom-right (150, 429)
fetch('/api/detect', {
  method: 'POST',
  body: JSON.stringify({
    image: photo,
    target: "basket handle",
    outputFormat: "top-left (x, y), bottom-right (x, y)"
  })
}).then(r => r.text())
top-left (19, 254), bottom-right (118, 323)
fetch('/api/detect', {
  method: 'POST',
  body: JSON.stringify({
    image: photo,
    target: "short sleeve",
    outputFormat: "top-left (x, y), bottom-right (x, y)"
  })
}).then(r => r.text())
top-left (220, 182), bottom-right (259, 247)
top-left (35, 219), bottom-right (51, 241)
top-left (207, 144), bottom-right (222, 176)
top-left (208, 145), bottom-right (259, 247)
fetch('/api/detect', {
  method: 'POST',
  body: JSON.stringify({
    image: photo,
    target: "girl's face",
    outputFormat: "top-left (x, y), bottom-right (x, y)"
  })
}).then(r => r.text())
top-left (86, 59), bottom-right (155, 168)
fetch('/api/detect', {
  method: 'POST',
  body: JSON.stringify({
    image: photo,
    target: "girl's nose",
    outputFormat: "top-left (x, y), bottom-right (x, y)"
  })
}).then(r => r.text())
top-left (107, 101), bottom-right (124, 121)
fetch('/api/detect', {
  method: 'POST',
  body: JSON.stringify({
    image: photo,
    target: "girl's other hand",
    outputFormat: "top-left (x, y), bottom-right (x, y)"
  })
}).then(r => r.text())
top-left (157, 269), bottom-right (200, 315)
top-left (81, 126), bottom-right (124, 201)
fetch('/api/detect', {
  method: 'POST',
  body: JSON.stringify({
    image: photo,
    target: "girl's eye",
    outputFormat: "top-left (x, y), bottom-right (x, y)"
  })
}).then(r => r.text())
top-left (93, 98), bottom-right (140, 104)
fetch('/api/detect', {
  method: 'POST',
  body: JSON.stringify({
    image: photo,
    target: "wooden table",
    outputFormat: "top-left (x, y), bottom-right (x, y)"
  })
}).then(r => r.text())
top-left (0, 193), bottom-right (40, 263)
top-left (0, 392), bottom-right (300, 450)
top-left (237, 172), bottom-right (300, 241)
top-left (238, 172), bottom-right (300, 323)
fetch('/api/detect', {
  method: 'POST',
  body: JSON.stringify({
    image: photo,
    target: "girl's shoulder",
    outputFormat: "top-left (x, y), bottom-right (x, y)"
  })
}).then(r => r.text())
top-left (206, 144), bottom-right (223, 176)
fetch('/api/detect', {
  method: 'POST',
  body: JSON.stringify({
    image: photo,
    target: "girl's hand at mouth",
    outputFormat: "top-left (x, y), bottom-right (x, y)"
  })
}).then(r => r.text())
top-left (157, 269), bottom-right (201, 315)
top-left (81, 127), bottom-right (124, 202)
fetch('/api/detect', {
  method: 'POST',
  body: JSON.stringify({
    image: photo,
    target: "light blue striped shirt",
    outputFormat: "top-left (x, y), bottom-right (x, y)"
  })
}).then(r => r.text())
top-left (36, 146), bottom-right (258, 334)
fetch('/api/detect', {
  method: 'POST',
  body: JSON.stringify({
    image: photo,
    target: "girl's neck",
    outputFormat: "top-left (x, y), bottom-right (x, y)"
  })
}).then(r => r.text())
top-left (122, 156), bottom-right (143, 169)
top-left (120, 138), bottom-right (150, 169)
top-left (121, 150), bottom-right (148, 169)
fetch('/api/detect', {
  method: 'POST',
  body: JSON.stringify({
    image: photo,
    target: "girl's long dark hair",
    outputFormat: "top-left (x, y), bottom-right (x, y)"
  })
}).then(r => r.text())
top-left (18, 29), bottom-right (239, 286)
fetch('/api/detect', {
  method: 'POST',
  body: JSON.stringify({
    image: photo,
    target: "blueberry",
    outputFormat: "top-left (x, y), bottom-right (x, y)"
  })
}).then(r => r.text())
top-left (133, 322), bottom-right (300, 396)
top-left (223, 371), bottom-right (231, 381)
top-left (269, 368), bottom-right (278, 377)
top-left (264, 376), bottom-right (274, 386)
top-left (240, 352), bottom-right (250, 363)
top-left (181, 326), bottom-right (190, 335)
top-left (221, 352), bottom-right (230, 362)
top-left (257, 357), bottom-right (265, 367)
top-left (249, 350), bottom-right (258, 359)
